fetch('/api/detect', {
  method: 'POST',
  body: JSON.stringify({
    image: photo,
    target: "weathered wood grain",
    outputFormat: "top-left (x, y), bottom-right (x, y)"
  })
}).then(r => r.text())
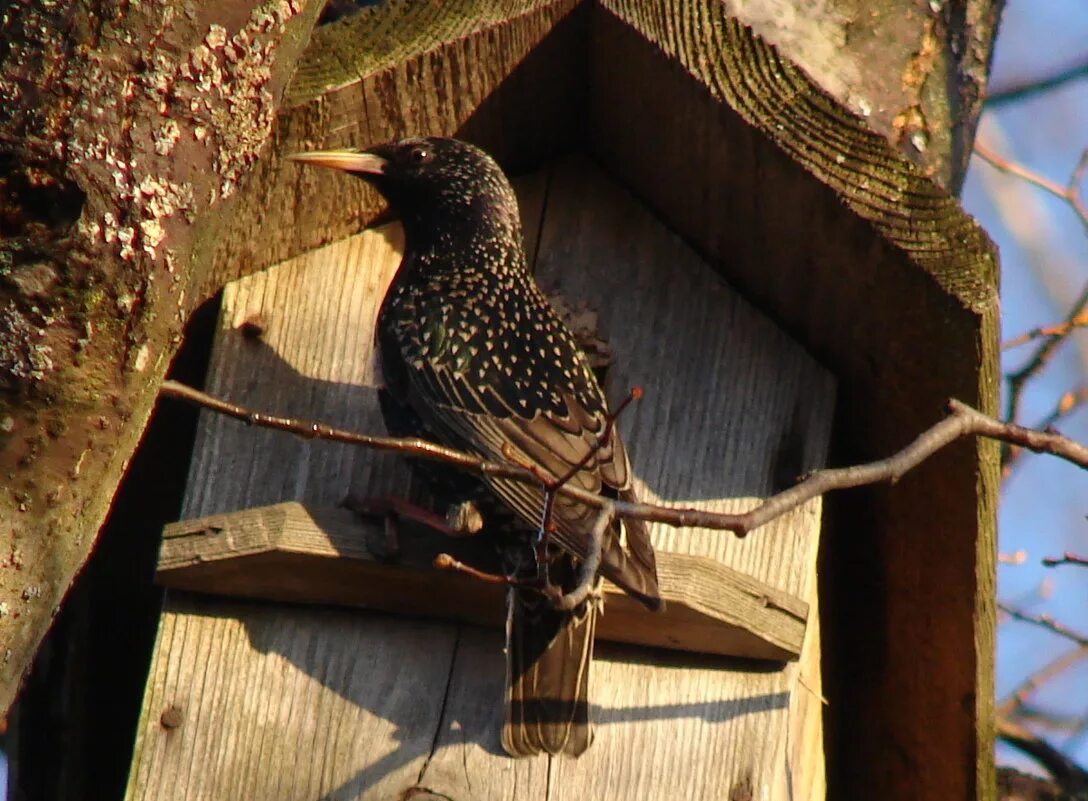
top-left (129, 176), bottom-right (543, 801)
top-left (206, 0), bottom-right (586, 293)
top-left (589, 6), bottom-right (999, 799)
top-left (714, 0), bottom-right (1001, 192)
top-left (128, 165), bottom-right (834, 800)
top-left (155, 501), bottom-right (808, 661)
top-left (128, 596), bottom-right (462, 800)
top-left (513, 160), bottom-right (831, 800)
top-left (0, 0), bottom-right (327, 720)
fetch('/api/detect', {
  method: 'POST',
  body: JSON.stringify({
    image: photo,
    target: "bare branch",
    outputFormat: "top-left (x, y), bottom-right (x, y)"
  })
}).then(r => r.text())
top-left (999, 603), bottom-right (1088, 648)
top-left (160, 382), bottom-right (1088, 538)
top-left (1005, 386), bottom-right (1088, 475)
top-left (546, 503), bottom-right (612, 611)
top-left (998, 645), bottom-right (1088, 717)
top-left (1042, 553), bottom-right (1088, 569)
top-left (433, 553), bottom-right (511, 585)
top-left (1003, 313), bottom-right (1088, 350)
top-left (974, 141), bottom-right (1088, 480)
top-left (999, 550), bottom-right (1028, 565)
top-left (1001, 281), bottom-right (1088, 462)
top-left (986, 57), bottom-right (1088, 107)
top-left (1015, 703), bottom-right (1088, 733)
top-left (974, 142), bottom-right (1088, 465)
top-left (998, 716), bottom-right (1088, 795)
top-left (974, 143), bottom-right (1088, 234)
top-left (433, 503), bottom-right (613, 610)
top-left (535, 386), bottom-right (641, 539)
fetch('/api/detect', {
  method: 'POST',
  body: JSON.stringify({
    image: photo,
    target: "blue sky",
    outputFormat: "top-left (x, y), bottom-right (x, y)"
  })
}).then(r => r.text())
top-left (961, 0), bottom-right (1088, 771)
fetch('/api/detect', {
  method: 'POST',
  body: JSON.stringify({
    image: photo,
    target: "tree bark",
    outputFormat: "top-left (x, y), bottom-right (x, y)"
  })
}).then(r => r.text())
top-left (0, 0), bottom-right (322, 713)
top-left (723, 0), bottom-right (1004, 193)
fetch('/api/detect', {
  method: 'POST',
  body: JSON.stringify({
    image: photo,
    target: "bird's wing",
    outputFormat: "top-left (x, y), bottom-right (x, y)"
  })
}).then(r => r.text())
top-left (405, 348), bottom-right (660, 607)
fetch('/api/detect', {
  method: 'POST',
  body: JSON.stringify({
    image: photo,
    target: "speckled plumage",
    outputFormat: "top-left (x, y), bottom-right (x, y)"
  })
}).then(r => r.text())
top-left (293, 136), bottom-right (661, 757)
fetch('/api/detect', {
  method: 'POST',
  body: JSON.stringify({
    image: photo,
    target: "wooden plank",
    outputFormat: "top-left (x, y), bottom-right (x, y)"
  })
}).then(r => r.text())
top-left (588, 6), bottom-right (999, 800)
top-left (127, 595), bottom-right (465, 800)
top-left (505, 158), bottom-right (830, 800)
top-left (129, 164), bottom-right (834, 800)
top-left (205, 0), bottom-right (586, 292)
top-left (155, 501), bottom-right (808, 661)
top-left (128, 177), bottom-right (552, 801)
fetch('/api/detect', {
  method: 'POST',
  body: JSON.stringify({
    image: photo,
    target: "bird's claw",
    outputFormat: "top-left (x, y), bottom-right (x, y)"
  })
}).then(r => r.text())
top-left (343, 493), bottom-right (464, 561)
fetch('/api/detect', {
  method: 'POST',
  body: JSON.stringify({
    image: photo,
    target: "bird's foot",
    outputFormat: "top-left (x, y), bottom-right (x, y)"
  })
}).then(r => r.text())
top-left (343, 494), bottom-right (461, 560)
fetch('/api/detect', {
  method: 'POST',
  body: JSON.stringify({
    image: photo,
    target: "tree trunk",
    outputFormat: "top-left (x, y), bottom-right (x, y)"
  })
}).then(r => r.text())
top-left (1, 2), bottom-right (1004, 799)
top-left (0, 0), bottom-right (323, 714)
top-left (723, 0), bottom-right (1004, 193)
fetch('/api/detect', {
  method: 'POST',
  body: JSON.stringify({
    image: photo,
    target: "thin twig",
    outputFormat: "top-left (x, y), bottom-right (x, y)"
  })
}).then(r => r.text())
top-left (546, 503), bottom-right (612, 611)
top-left (1002, 280), bottom-right (1088, 459)
top-left (1039, 387), bottom-right (1088, 429)
top-left (1059, 713), bottom-right (1088, 763)
top-left (986, 57), bottom-right (1088, 107)
top-left (1016, 703), bottom-right (1088, 733)
top-left (1003, 312), bottom-right (1088, 350)
top-left (160, 381), bottom-right (1088, 538)
top-left (539, 387), bottom-right (641, 536)
top-left (999, 603), bottom-right (1088, 648)
top-left (974, 143), bottom-right (1088, 233)
top-left (974, 141), bottom-right (1088, 465)
top-left (999, 550), bottom-right (1027, 565)
top-left (998, 646), bottom-right (1088, 717)
top-left (502, 387), bottom-right (640, 593)
top-left (998, 716), bottom-right (1088, 795)
top-left (1005, 386), bottom-right (1088, 475)
top-left (1042, 552), bottom-right (1088, 569)
top-left (433, 553), bottom-right (512, 585)
top-left (434, 503), bottom-right (614, 610)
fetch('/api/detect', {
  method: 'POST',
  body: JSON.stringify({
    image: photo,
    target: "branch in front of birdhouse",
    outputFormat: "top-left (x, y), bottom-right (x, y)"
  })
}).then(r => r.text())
top-left (434, 386), bottom-right (637, 605)
top-left (997, 715), bottom-right (1088, 797)
top-left (1042, 552), bottom-right (1088, 569)
top-left (432, 504), bottom-right (611, 611)
top-left (546, 503), bottom-right (612, 612)
top-left (432, 553), bottom-right (510, 585)
top-left (159, 381), bottom-right (1088, 538)
top-left (531, 386), bottom-right (640, 546)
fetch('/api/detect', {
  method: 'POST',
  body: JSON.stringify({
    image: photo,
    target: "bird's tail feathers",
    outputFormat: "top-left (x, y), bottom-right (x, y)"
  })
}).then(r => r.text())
top-left (502, 586), bottom-right (595, 757)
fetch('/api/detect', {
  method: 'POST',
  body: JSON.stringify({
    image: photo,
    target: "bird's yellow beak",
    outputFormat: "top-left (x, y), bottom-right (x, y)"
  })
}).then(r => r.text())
top-left (285, 150), bottom-right (388, 175)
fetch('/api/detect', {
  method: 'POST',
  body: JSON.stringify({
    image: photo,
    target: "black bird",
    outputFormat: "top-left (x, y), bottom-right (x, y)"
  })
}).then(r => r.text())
top-left (288, 137), bottom-right (662, 756)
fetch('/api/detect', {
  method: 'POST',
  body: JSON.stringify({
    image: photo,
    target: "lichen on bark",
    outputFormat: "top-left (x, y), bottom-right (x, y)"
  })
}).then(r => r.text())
top-left (0, 0), bottom-right (320, 713)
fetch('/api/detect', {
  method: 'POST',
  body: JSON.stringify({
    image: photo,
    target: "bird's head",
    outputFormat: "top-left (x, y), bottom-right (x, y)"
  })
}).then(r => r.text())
top-left (287, 137), bottom-right (522, 245)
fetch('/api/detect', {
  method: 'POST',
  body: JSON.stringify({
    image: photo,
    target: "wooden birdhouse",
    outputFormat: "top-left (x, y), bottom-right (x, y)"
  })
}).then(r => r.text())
top-left (121, 3), bottom-right (999, 800)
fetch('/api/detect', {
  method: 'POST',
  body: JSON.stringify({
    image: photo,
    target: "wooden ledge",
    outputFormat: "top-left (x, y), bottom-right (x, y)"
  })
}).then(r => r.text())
top-left (157, 501), bottom-right (808, 662)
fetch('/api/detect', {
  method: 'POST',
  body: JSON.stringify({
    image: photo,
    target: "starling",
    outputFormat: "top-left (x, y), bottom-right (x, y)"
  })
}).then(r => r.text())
top-left (288, 137), bottom-right (662, 757)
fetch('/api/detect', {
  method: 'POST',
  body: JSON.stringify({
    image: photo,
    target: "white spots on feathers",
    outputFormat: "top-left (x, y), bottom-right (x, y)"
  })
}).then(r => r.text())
top-left (376, 138), bottom-right (608, 422)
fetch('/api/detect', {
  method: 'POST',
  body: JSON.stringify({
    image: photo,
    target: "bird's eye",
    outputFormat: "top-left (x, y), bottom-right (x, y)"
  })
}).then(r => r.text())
top-left (408, 146), bottom-right (432, 164)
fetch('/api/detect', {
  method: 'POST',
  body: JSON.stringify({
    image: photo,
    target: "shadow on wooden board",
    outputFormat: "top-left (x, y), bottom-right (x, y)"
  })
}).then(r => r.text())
top-left (124, 0), bottom-right (998, 798)
top-left (128, 156), bottom-right (831, 801)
